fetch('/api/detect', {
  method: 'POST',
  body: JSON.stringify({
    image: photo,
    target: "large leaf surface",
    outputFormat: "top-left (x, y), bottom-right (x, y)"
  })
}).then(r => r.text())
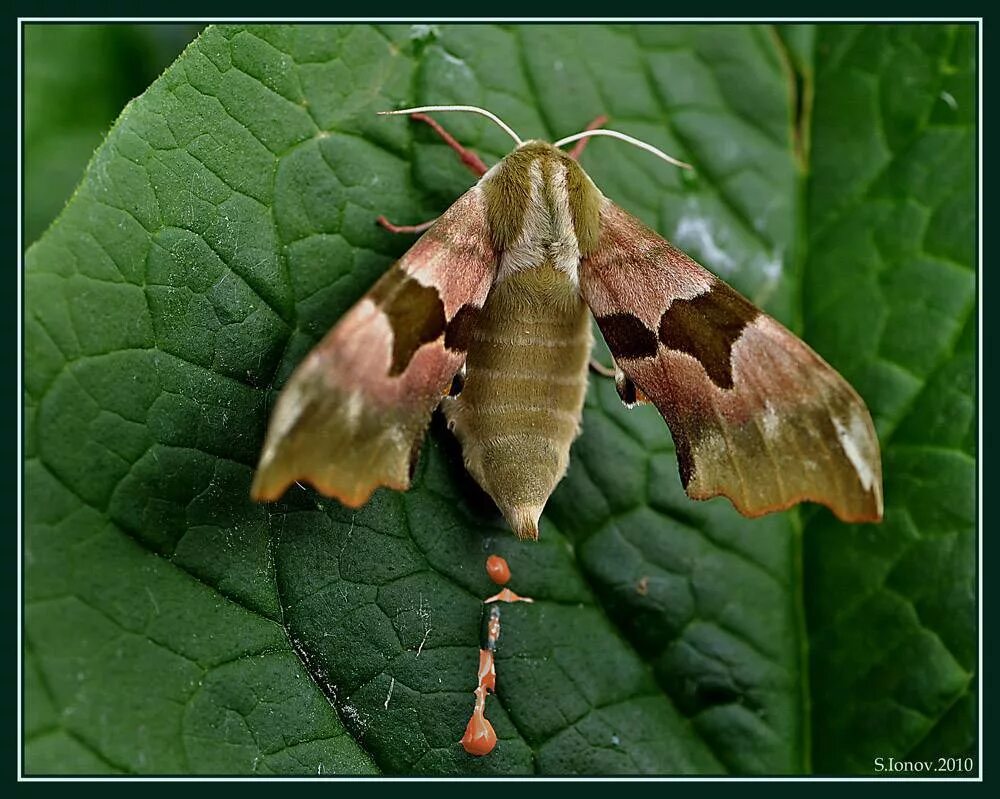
top-left (24, 23), bottom-right (975, 775)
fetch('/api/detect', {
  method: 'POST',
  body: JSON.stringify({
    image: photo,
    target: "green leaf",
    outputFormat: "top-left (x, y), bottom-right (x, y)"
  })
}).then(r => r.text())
top-left (802, 25), bottom-right (976, 772)
top-left (24, 23), bottom-right (975, 775)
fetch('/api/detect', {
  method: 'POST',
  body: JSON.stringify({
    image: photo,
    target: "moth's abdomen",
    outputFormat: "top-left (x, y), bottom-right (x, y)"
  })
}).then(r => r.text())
top-left (443, 263), bottom-right (591, 539)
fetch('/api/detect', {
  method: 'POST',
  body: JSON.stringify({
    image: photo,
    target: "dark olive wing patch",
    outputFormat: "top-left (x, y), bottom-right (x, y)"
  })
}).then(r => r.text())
top-left (369, 265), bottom-right (447, 376)
top-left (658, 283), bottom-right (759, 390)
top-left (594, 313), bottom-right (659, 360)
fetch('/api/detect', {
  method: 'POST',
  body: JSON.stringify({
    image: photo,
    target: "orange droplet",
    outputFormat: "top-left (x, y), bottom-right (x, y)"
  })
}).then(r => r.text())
top-left (485, 555), bottom-right (511, 585)
top-left (461, 687), bottom-right (497, 756)
top-left (484, 587), bottom-right (534, 604)
top-left (477, 649), bottom-right (496, 693)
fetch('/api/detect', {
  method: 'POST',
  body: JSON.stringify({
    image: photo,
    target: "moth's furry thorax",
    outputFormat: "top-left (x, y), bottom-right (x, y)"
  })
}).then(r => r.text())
top-left (481, 140), bottom-right (603, 286)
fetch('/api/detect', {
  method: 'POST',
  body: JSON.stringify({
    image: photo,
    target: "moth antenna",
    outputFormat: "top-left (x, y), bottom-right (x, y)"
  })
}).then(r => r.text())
top-left (552, 129), bottom-right (693, 170)
top-left (378, 105), bottom-right (523, 147)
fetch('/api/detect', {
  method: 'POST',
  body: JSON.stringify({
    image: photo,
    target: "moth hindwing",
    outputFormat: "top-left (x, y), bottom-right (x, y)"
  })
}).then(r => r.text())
top-left (252, 108), bottom-right (883, 538)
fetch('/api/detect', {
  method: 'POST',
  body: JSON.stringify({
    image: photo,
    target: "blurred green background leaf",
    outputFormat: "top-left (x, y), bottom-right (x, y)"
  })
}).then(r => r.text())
top-left (23, 23), bottom-right (976, 775)
top-left (24, 24), bottom-right (203, 244)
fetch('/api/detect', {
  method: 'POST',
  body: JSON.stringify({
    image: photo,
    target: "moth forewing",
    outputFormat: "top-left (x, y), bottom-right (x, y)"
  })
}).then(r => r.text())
top-left (251, 186), bottom-right (496, 507)
top-left (579, 200), bottom-right (883, 523)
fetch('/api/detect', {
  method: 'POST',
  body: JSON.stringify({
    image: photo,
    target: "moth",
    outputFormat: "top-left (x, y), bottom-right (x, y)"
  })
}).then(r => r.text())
top-left (252, 105), bottom-right (883, 539)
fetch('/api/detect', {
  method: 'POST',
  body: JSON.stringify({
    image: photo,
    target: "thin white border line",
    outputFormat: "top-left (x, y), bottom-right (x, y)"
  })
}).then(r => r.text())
top-left (16, 18), bottom-right (984, 783)
top-left (16, 17), bottom-right (986, 22)
top-left (16, 16), bottom-right (23, 786)
top-left (976, 14), bottom-right (983, 785)
top-left (14, 776), bottom-right (987, 783)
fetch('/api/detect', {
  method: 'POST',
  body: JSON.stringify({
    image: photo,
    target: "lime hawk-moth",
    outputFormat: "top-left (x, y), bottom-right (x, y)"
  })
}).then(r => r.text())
top-left (252, 106), bottom-right (883, 539)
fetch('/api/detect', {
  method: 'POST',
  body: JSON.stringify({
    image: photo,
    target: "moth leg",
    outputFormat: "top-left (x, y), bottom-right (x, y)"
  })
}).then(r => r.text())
top-left (411, 112), bottom-right (489, 176)
top-left (568, 115), bottom-right (609, 160)
top-left (589, 358), bottom-right (650, 408)
top-left (588, 357), bottom-right (616, 378)
top-left (377, 112), bottom-right (489, 234)
top-left (376, 215), bottom-right (437, 235)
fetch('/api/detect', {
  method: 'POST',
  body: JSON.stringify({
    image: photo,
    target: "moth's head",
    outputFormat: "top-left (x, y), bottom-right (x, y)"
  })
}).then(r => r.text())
top-left (499, 139), bottom-right (579, 168)
top-left (513, 139), bottom-right (561, 153)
